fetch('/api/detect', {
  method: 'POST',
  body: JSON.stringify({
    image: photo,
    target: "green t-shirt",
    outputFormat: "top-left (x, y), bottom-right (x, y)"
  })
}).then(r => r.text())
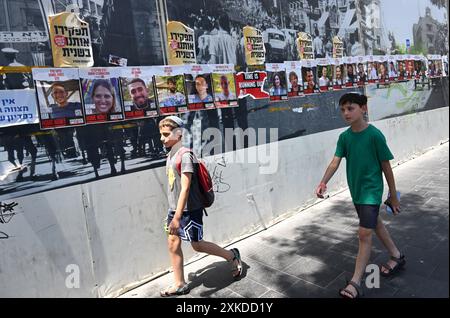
top-left (335, 124), bottom-right (394, 205)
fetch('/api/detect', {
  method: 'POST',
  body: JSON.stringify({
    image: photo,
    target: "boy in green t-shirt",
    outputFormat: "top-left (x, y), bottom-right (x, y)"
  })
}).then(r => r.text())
top-left (316, 93), bottom-right (404, 298)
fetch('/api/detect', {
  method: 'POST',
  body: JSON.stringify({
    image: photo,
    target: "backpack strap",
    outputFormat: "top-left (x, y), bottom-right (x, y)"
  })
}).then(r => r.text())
top-left (175, 147), bottom-right (194, 176)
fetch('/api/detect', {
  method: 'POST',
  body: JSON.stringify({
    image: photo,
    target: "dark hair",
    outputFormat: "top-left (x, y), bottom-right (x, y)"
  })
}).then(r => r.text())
top-left (128, 78), bottom-right (146, 87)
top-left (339, 93), bottom-right (367, 106)
top-left (218, 14), bottom-right (230, 32)
top-left (167, 77), bottom-right (176, 85)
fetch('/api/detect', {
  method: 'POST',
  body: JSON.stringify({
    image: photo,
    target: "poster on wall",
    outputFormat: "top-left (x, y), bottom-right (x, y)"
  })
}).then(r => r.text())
top-left (367, 55), bottom-right (379, 84)
top-left (211, 64), bottom-right (238, 108)
top-left (343, 56), bottom-right (358, 88)
top-left (263, 63), bottom-right (288, 101)
top-left (48, 12), bottom-right (93, 67)
top-left (243, 26), bottom-right (266, 66)
top-left (331, 58), bottom-right (344, 90)
top-left (32, 67), bottom-right (85, 129)
top-left (387, 55), bottom-right (398, 81)
top-left (355, 56), bottom-right (367, 86)
top-left (79, 67), bottom-right (124, 124)
top-left (153, 65), bottom-right (187, 114)
top-left (332, 36), bottom-right (344, 59)
top-left (166, 21), bottom-right (196, 65)
top-left (0, 89), bottom-right (38, 127)
top-left (404, 55), bottom-right (415, 80)
top-left (119, 66), bottom-right (158, 119)
top-left (235, 71), bottom-right (269, 100)
top-left (427, 55), bottom-right (444, 78)
top-left (413, 55), bottom-right (427, 79)
top-left (396, 55), bottom-right (408, 81)
top-left (297, 32), bottom-right (314, 60)
top-left (316, 58), bottom-right (332, 92)
top-left (301, 59), bottom-right (319, 95)
top-left (184, 64), bottom-right (215, 111)
top-left (377, 55), bottom-right (390, 84)
top-left (285, 61), bottom-right (303, 97)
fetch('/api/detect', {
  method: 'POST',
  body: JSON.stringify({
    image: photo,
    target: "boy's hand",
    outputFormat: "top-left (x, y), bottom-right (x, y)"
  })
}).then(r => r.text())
top-left (390, 197), bottom-right (401, 215)
top-left (315, 182), bottom-right (327, 198)
top-left (168, 217), bottom-right (181, 235)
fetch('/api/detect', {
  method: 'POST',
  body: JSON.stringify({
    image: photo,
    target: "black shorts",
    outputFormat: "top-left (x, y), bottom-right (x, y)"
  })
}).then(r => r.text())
top-left (166, 208), bottom-right (204, 242)
top-left (354, 204), bottom-right (380, 229)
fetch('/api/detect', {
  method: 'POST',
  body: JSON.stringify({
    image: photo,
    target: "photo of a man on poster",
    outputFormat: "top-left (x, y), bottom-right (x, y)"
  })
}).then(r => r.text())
top-left (213, 73), bottom-right (237, 106)
top-left (317, 65), bottom-right (331, 91)
top-left (47, 82), bottom-right (82, 119)
top-left (185, 73), bottom-right (214, 110)
top-left (154, 75), bottom-right (187, 114)
top-left (344, 63), bottom-right (357, 87)
top-left (302, 67), bottom-right (318, 94)
top-left (125, 78), bottom-right (157, 113)
top-left (332, 64), bottom-right (344, 89)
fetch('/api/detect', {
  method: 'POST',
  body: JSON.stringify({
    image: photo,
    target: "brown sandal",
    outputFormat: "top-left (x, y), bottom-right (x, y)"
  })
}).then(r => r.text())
top-left (380, 254), bottom-right (406, 277)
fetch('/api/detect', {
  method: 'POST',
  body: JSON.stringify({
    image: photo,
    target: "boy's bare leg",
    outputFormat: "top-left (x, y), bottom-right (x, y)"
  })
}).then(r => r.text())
top-left (342, 227), bottom-right (373, 297)
top-left (191, 240), bottom-right (234, 261)
top-left (167, 234), bottom-right (186, 288)
top-left (375, 217), bottom-right (401, 274)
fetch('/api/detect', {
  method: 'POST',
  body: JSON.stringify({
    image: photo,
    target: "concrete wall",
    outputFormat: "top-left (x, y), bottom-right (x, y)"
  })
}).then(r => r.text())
top-left (1, 106), bottom-right (448, 297)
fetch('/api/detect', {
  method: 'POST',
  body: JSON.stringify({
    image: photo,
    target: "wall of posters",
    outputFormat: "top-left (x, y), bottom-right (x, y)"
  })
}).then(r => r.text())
top-left (79, 67), bottom-right (124, 123)
top-left (48, 12), bottom-right (93, 68)
top-left (166, 21), bottom-right (196, 65)
top-left (153, 65), bottom-right (187, 114)
top-left (32, 67), bottom-right (84, 129)
top-left (210, 64), bottom-right (238, 108)
top-left (120, 66), bottom-right (158, 119)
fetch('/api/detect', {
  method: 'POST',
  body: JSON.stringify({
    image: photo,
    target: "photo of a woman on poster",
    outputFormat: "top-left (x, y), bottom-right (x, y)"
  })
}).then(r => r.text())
top-left (388, 61), bottom-right (398, 80)
top-left (378, 62), bottom-right (389, 83)
top-left (367, 62), bottom-right (379, 83)
top-left (267, 71), bottom-right (288, 101)
top-left (285, 61), bottom-right (303, 97)
top-left (397, 60), bottom-right (407, 81)
top-left (406, 60), bottom-right (415, 79)
top-left (81, 78), bottom-right (124, 123)
top-left (344, 63), bottom-right (357, 87)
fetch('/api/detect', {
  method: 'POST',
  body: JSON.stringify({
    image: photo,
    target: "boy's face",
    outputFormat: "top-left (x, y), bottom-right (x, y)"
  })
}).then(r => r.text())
top-left (340, 102), bottom-right (367, 124)
top-left (160, 126), bottom-right (181, 149)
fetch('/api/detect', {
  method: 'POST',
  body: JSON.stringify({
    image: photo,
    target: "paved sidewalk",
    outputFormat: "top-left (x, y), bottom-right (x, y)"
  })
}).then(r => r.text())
top-left (121, 142), bottom-right (449, 298)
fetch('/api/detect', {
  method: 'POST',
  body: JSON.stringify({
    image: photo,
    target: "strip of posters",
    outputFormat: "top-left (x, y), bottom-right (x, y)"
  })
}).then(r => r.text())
top-left (210, 64), bottom-right (238, 108)
top-left (184, 64), bottom-right (215, 111)
top-left (79, 67), bottom-right (124, 124)
top-left (264, 63), bottom-right (288, 101)
top-left (153, 65), bottom-right (187, 114)
top-left (120, 66), bottom-right (158, 119)
top-left (48, 12), bottom-right (93, 68)
top-left (166, 21), bottom-right (196, 65)
top-left (285, 61), bottom-right (303, 98)
top-left (243, 26), bottom-right (266, 66)
top-left (32, 67), bottom-right (85, 129)
top-left (235, 71), bottom-right (269, 99)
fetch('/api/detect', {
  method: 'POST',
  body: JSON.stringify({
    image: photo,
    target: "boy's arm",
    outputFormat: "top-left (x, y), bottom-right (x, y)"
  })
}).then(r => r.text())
top-left (381, 160), bottom-right (401, 214)
top-left (316, 156), bottom-right (342, 198)
top-left (168, 172), bottom-right (192, 235)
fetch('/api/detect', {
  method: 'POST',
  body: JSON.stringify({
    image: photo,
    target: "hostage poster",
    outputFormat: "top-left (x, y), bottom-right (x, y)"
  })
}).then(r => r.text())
top-left (120, 66), bottom-right (158, 119)
top-left (184, 64), bottom-right (215, 111)
top-left (48, 12), bottom-right (93, 68)
top-left (166, 21), bottom-right (196, 65)
top-left (211, 64), bottom-right (238, 108)
top-left (153, 65), bottom-right (188, 114)
top-left (285, 61), bottom-right (303, 98)
top-left (79, 67), bottom-right (124, 124)
top-left (263, 63), bottom-right (288, 101)
top-left (32, 67), bottom-right (85, 129)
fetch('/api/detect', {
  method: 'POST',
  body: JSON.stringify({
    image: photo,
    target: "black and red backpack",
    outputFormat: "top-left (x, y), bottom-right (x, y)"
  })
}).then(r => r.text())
top-left (175, 147), bottom-right (215, 209)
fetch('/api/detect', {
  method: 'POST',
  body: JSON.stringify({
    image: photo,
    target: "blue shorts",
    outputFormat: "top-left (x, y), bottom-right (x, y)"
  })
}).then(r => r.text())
top-left (354, 204), bottom-right (380, 229)
top-left (166, 208), bottom-right (204, 242)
